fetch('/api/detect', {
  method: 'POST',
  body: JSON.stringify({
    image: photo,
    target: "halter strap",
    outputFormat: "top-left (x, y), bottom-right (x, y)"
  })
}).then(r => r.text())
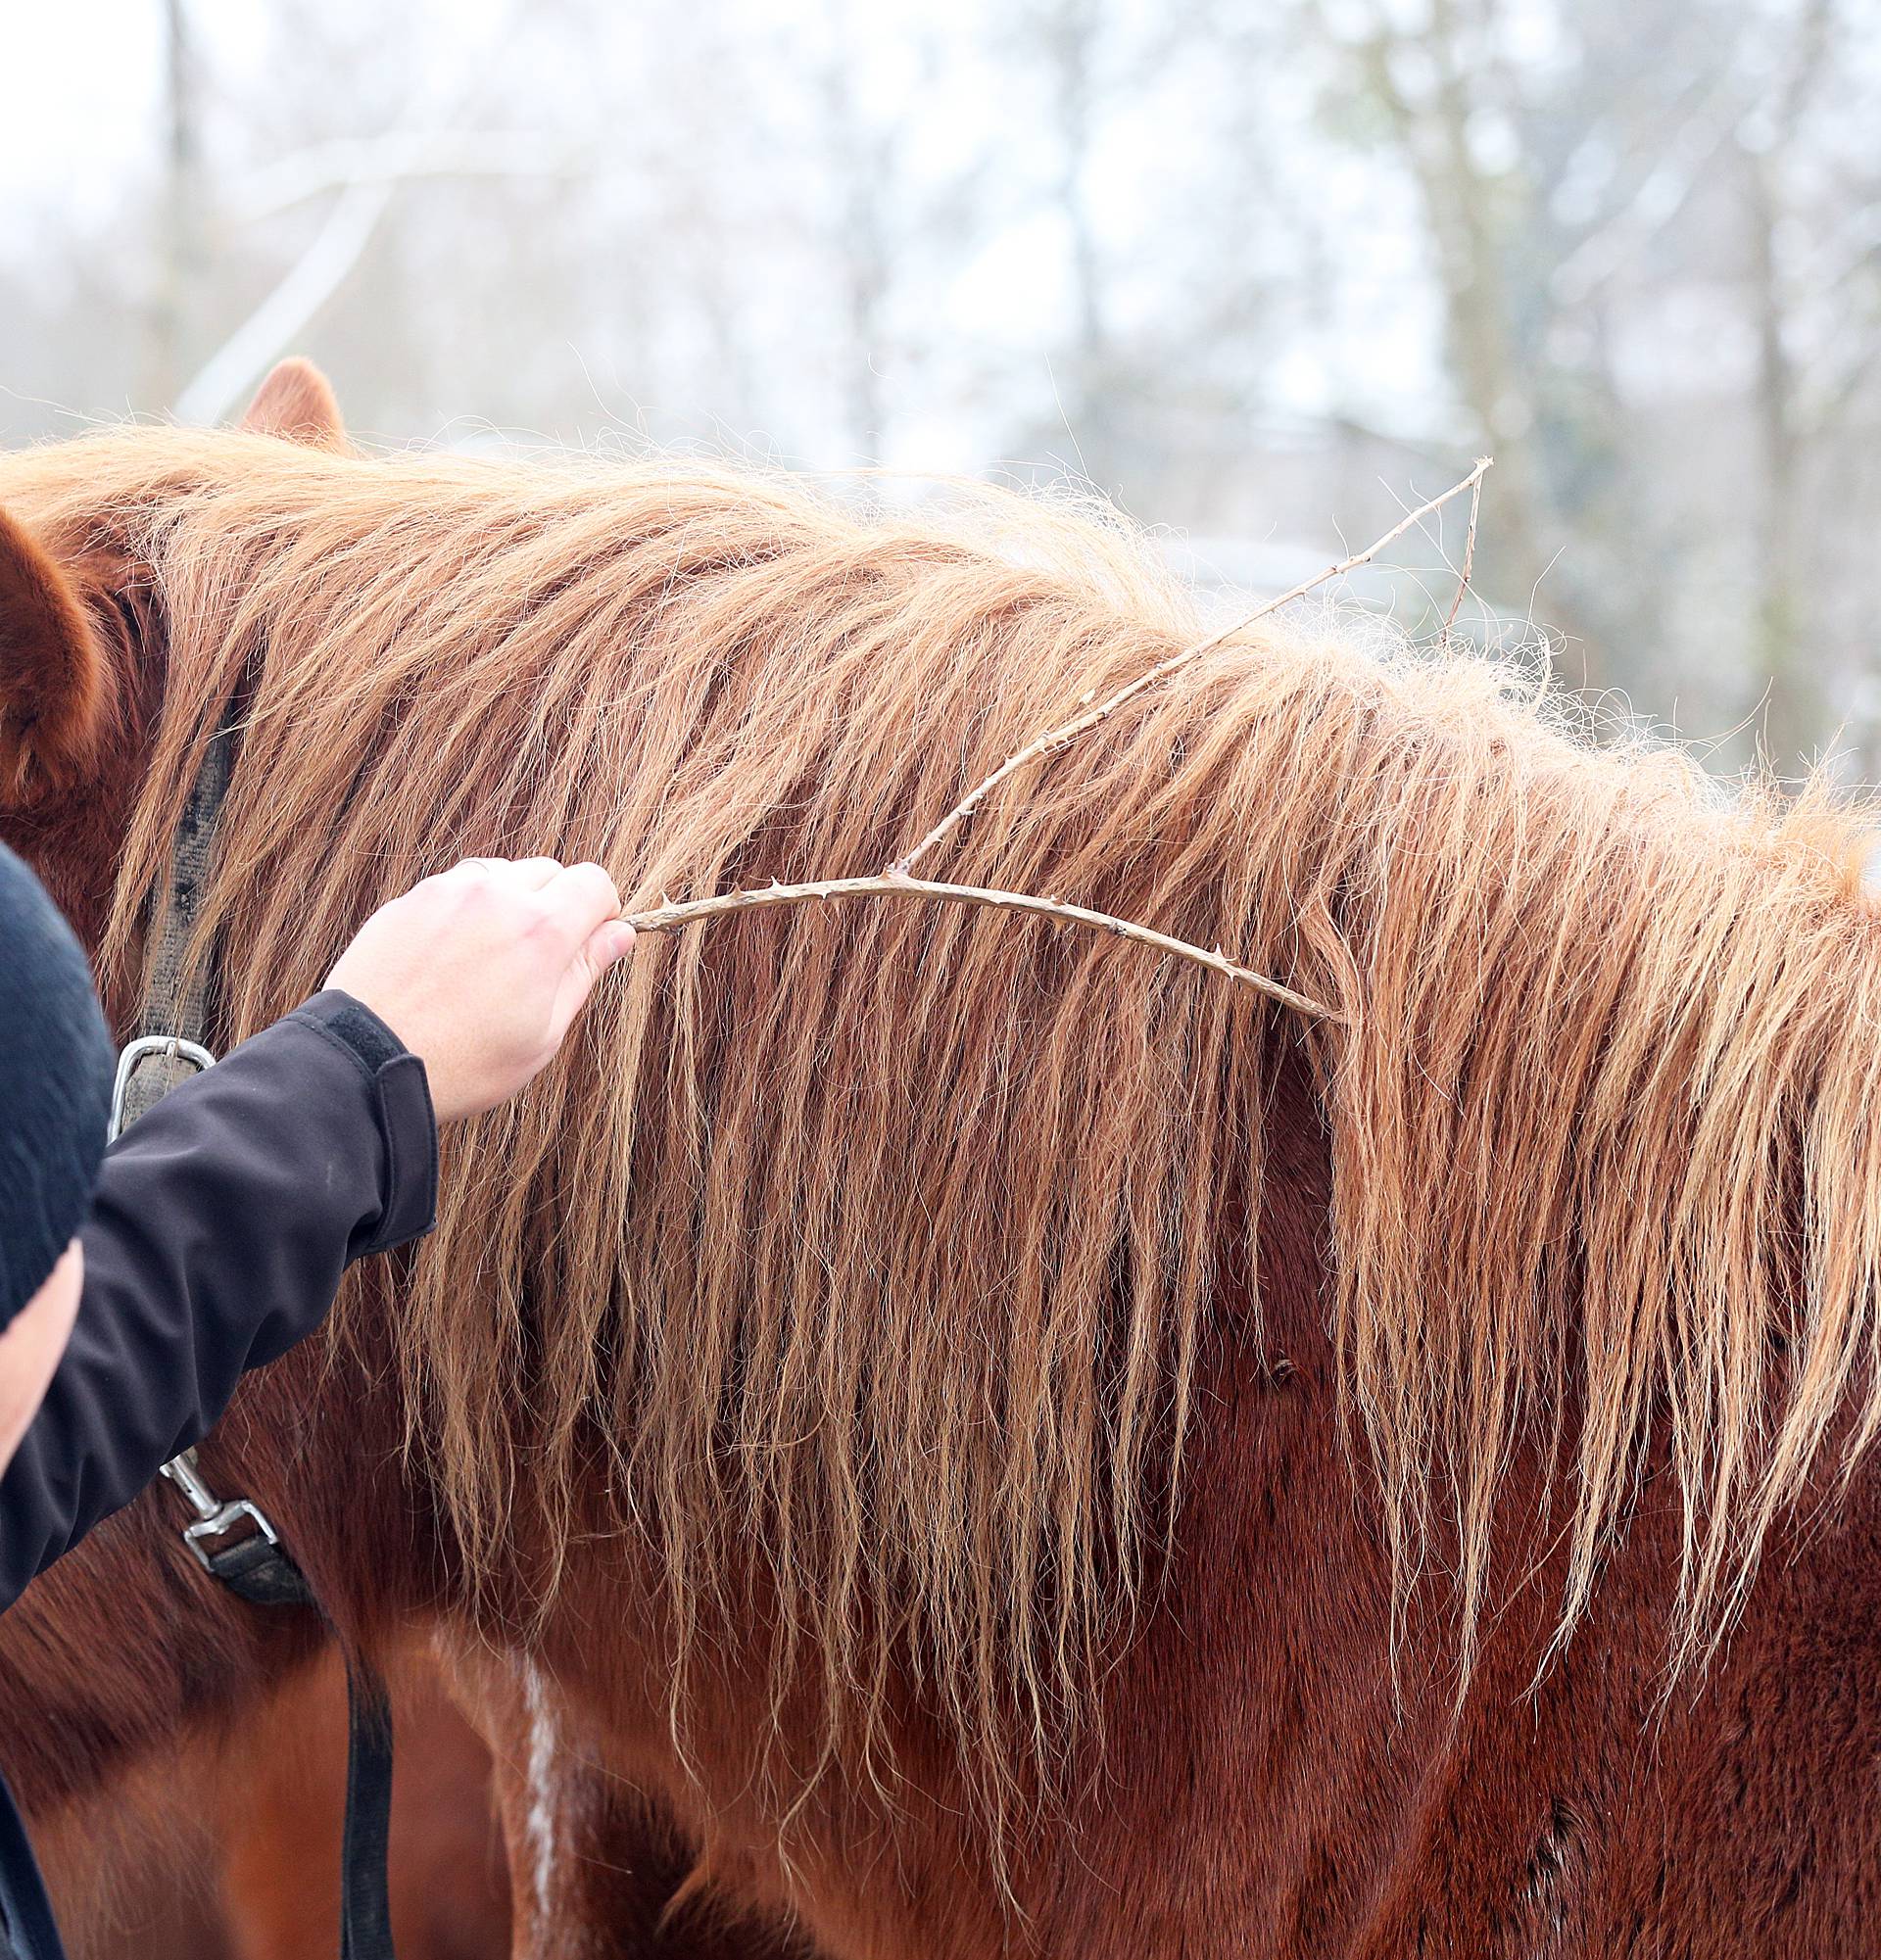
top-left (116, 704), bottom-right (237, 1126)
top-left (117, 694), bottom-right (399, 1960)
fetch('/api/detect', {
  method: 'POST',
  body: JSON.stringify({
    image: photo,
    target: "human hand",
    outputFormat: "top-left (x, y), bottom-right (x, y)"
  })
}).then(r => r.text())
top-left (325, 857), bottom-right (636, 1123)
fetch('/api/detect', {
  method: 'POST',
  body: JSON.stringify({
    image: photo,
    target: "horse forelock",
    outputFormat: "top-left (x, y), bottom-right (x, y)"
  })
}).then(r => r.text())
top-left (7, 423), bottom-right (1881, 1819)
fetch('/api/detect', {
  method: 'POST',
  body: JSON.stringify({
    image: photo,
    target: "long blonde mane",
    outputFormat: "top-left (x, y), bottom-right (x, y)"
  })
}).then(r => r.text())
top-left (10, 426), bottom-right (1881, 1800)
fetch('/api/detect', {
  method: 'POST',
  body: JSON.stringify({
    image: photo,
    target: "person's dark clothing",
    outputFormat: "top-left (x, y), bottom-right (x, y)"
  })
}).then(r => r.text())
top-left (0, 846), bottom-right (113, 1333)
top-left (0, 989), bottom-right (438, 1960)
top-left (0, 990), bottom-right (436, 1601)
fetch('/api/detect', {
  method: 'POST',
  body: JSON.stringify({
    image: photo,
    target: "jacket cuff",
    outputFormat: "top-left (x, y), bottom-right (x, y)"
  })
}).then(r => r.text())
top-left (285, 989), bottom-right (439, 1253)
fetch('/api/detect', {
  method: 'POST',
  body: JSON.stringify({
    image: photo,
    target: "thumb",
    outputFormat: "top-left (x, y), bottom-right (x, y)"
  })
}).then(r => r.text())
top-left (593, 920), bottom-right (637, 968)
top-left (548, 920), bottom-right (637, 1044)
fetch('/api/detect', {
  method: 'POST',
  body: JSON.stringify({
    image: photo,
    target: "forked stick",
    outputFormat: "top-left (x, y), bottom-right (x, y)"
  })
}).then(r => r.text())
top-left (620, 875), bottom-right (1336, 1019)
top-left (623, 461), bottom-right (1492, 1021)
top-left (1438, 465), bottom-right (1485, 651)
top-left (889, 456), bottom-right (1494, 877)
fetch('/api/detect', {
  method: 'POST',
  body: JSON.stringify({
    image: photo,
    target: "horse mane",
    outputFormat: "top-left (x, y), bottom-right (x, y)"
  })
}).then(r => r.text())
top-left (9, 425), bottom-right (1881, 1807)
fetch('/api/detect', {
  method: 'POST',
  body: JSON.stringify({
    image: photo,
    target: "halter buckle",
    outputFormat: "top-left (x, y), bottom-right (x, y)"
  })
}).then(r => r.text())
top-left (110, 1033), bottom-right (217, 1144)
top-left (159, 1449), bottom-right (284, 1573)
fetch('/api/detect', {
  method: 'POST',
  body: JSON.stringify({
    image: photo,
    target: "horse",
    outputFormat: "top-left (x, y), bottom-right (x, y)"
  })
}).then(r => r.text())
top-left (0, 370), bottom-right (796, 1960)
top-left (12, 1632), bottom-right (511, 1960)
top-left (6, 357), bottom-right (1881, 1956)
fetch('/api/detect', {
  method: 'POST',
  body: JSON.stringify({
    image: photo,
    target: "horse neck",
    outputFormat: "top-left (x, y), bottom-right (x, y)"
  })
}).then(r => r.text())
top-left (208, 1282), bottom-right (466, 1638)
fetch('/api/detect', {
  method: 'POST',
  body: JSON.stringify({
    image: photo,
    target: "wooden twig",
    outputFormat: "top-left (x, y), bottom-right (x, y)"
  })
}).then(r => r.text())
top-left (888, 456), bottom-right (1495, 879)
top-left (623, 875), bottom-right (1336, 1020)
top-left (614, 468), bottom-right (1494, 1025)
top-left (1438, 463), bottom-right (1486, 651)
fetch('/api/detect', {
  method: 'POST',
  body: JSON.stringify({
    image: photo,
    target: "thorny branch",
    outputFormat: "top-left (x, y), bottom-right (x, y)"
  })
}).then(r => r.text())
top-left (621, 875), bottom-right (1336, 1019)
top-left (892, 456), bottom-right (1492, 877)
top-left (624, 460), bottom-right (1493, 1020)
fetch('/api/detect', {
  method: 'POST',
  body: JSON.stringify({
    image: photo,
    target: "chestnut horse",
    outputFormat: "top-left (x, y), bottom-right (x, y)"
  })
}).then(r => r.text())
top-left (0, 371), bottom-right (797, 1960)
top-left (7, 359), bottom-right (1881, 1958)
top-left (13, 1636), bottom-right (510, 1960)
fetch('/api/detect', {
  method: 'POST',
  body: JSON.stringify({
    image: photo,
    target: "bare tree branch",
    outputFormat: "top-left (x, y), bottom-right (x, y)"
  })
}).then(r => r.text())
top-left (1439, 467), bottom-right (1484, 649)
top-left (889, 457), bottom-right (1493, 877)
top-left (233, 130), bottom-right (582, 222)
top-left (620, 465), bottom-right (1491, 1024)
top-left (623, 875), bottom-right (1337, 1019)
top-left (176, 177), bottom-right (395, 426)
top-left (177, 5), bottom-right (554, 428)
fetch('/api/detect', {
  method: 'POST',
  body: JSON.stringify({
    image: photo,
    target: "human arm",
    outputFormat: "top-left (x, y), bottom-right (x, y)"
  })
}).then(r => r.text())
top-left (0, 855), bottom-right (632, 1604)
top-left (0, 991), bottom-right (433, 1604)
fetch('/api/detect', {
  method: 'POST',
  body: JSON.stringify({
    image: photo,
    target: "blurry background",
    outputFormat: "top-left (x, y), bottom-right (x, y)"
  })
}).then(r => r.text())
top-left (2, 0), bottom-right (1876, 777)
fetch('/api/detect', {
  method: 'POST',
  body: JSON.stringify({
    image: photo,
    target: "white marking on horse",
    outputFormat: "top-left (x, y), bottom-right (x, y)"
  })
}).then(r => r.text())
top-left (518, 1655), bottom-right (564, 1925)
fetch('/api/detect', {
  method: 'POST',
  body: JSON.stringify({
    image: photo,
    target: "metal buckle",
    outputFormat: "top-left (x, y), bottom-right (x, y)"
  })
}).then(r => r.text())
top-left (160, 1448), bottom-right (283, 1573)
top-left (110, 1033), bottom-right (217, 1144)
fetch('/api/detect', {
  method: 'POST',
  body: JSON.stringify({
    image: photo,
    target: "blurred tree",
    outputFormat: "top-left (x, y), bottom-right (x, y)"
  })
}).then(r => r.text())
top-left (3, 0), bottom-right (1877, 774)
top-left (145, 0), bottom-right (206, 407)
top-left (1308, 0), bottom-right (1881, 767)
top-left (815, 0), bottom-right (897, 458)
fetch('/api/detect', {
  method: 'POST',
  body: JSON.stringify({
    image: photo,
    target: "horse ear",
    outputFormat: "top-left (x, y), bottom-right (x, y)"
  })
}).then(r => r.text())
top-left (0, 507), bottom-right (110, 803)
top-left (241, 357), bottom-right (347, 451)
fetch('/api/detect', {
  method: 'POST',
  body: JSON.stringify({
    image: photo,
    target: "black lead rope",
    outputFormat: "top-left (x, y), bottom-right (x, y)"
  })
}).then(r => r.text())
top-left (191, 1520), bottom-right (398, 1960)
top-left (337, 1679), bottom-right (398, 1960)
top-left (117, 697), bottom-right (399, 1960)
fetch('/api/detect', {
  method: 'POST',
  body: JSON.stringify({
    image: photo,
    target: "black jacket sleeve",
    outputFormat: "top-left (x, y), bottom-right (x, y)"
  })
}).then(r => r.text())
top-left (0, 990), bottom-right (437, 1612)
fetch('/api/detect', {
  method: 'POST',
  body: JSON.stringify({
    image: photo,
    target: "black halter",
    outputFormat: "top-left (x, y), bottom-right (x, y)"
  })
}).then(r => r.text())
top-left (114, 695), bottom-right (398, 1960)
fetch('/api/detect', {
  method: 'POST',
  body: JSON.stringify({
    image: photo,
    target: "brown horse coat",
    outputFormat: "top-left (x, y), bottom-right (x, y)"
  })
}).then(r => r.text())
top-left (5, 364), bottom-right (1881, 1956)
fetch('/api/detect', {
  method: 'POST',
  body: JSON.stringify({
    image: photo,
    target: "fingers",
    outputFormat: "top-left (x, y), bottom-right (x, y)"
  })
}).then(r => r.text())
top-left (536, 860), bottom-right (624, 953)
top-left (441, 855), bottom-right (562, 890)
top-left (508, 857), bottom-right (564, 891)
top-left (590, 920), bottom-right (636, 966)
